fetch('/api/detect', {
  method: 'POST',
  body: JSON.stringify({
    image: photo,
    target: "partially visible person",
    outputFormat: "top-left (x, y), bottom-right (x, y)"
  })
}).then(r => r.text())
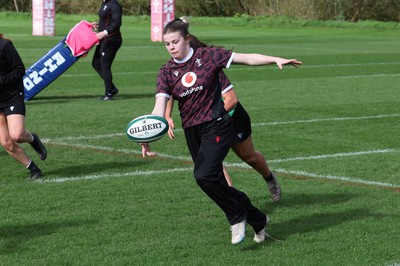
top-left (140, 18), bottom-right (301, 245)
top-left (91, 0), bottom-right (123, 101)
top-left (0, 34), bottom-right (47, 180)
top-left (223, 91), bottom-right (281, 202)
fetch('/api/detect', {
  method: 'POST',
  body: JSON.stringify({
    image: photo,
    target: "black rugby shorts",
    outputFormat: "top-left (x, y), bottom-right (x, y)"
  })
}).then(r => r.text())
top-left (231, 102), bottom-right (252, 145)
top-left (0, 97), bottom-right (26, 116)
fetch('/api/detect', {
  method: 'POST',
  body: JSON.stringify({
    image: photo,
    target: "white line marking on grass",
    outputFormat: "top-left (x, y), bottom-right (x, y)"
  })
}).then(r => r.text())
top-left (144, 113), bottom-right (400, 132)
top-left (226, 162), bottom-right (400, 189)
top-left (254, 114), bottom-right (400, 127)
top-left (225, 149), bottom-right (395, 166)
top-left (255, 44), bottom-right (400, 54)
top-left (47, 139), bottom-right (395, 166)
top-left (52, 133), bottom-right (124, 142)
top-left (42, 141), bottom-right (398, 188)
top-left (304, 62), bottom-right (400, 68)
top-left (45, 140), bottom-right (193, 161)
top-left (273, 168), bottom-right (400, 189)
top-left (337, 73), bottom-right (400, 79)
top-left (47, 114), bottom-right (400, 142)
top-left (38, 167), bottom-right (193, 183)
top-left (226, 149), bottom-right (395, 166)
top-left (47, 140), bottom-right (135, 153)
top-left (268, 149), bottom-right (395, 163)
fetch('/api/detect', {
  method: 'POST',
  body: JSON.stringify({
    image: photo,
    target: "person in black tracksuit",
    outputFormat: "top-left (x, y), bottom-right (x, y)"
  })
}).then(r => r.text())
top-left (141, 19), bottom-right (301, 245)
top-left (91, 0), bottom-right (122, 101)
top-left (0, 34), bottom-right (47, 180)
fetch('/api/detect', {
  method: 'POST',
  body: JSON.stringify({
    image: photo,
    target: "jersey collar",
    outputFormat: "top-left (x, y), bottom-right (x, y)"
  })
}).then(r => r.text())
top-left (174, 48), bottom-right (194, 64)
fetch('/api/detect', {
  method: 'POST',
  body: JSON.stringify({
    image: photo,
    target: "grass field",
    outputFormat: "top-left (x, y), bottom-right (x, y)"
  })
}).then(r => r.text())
top-left (1, 13), bottom-right (399, 265)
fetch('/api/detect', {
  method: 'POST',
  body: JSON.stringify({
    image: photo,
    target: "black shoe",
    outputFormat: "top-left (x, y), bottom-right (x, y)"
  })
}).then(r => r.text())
top-left (110, 87), bottom-right (119, 97)
top-left (27, 170), bottom-right (42, 180)
top-left (105, 88), bottom-right (119, 97)
top-left (31, 133), bottom-right (47, 160)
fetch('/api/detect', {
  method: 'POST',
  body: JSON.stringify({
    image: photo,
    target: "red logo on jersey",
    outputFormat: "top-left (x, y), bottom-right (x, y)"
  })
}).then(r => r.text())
top-left (216, 136), bottom-right (221, 143)
top-left (181, 72), bottom-right (197, 88)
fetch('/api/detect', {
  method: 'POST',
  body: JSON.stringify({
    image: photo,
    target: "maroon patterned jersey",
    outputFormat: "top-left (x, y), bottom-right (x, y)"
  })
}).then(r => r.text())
top-left (156, 47), bottom-right (234, 129)
top-left (220, 70), bottom-right (233, 95)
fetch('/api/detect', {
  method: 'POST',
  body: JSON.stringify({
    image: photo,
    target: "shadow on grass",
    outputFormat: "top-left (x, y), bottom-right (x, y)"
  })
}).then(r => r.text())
top-left (264, 192), bottom-right (359, 213)
top-left (43, 160), bottom-right (149, 178)
top-left (242, 208), bottom-right (380, 251)
top-left (0, 219), bottom-right (97, 254)
top-left (240, 192), bottom-right (381, 250)
top-left (25, 92), bottom-right (155, 104)
top-left (261, 192), bottom-right (371, 238)
top-left (273, 208), bottom-right (379, 239)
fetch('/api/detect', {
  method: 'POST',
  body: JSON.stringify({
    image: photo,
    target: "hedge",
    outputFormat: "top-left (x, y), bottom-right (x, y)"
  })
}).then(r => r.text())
top-left (2, 0), bottom-right (399, 22)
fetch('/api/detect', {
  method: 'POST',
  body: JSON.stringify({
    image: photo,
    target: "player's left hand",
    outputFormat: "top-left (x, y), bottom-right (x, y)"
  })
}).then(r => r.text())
top-left (166, 116), bottom-right (175, 140)
top-left (140, 143), bottom-right (157, 158)
top-left (276, 59), bottom-right (302, 69)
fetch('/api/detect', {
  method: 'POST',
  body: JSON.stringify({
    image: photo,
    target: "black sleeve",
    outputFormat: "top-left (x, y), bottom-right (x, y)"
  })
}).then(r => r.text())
top-left (105, 2), bottom-right (122, 34)
top-left (0, 42), bottom-right (25, 86)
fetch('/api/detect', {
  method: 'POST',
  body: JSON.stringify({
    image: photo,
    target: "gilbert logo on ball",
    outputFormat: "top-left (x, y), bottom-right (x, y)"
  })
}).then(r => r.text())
top-left (126, 115), bottom-right (169, 143)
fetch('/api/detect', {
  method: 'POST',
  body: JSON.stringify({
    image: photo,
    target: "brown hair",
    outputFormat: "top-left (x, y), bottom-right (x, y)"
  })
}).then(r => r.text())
top-left (163, 18), bottom-right (207, 49)
top-left (0, 34), bottom-right (10, 40)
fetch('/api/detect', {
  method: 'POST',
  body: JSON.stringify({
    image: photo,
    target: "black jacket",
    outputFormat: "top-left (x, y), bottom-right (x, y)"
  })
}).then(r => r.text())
top-left (98, 0), bottom-right (122, 39)
top-left (0, 38), bottom-right (25, 105)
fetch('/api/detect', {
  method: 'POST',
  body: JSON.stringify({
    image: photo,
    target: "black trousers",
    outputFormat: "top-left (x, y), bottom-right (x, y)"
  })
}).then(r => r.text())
top-left (184, 113), bottom-right (266, 232)
top-left (92, 37), bottom-right (122, 95)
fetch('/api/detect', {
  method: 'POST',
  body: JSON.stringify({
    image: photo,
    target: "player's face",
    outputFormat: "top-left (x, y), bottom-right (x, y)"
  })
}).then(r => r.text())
top-left (163, 32), bottom-right (190, 60)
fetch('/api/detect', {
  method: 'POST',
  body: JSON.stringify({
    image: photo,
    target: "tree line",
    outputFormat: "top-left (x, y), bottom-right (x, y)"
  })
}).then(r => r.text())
top-left (2, 0), bottom-right (399, 22)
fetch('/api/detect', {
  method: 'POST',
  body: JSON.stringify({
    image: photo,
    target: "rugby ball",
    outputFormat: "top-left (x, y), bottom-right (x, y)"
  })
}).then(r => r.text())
top-left (126, 115), bottom-right (169, 143)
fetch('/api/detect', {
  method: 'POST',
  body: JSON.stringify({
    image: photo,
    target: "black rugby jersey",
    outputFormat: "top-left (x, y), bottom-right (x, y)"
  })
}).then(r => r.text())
top-left (0, 39), bottom-right (25, 105)
top-left (156, 47), bottom-right (234, 129)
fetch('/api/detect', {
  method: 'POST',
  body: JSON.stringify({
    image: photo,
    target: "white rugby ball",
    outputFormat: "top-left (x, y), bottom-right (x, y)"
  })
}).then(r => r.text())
top-left (126, 115), bottom-right (169, 143)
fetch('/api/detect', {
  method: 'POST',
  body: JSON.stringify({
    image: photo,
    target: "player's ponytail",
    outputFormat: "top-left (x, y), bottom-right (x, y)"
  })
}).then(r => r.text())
top-left (179, 16), bottom-right (207, 48)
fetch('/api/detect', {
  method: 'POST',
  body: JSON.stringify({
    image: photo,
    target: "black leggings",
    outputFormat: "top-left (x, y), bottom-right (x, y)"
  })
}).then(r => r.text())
top-left (184, 113), bottom-right (266, 232)
top-left (92, 37), bottom-right (122, 94)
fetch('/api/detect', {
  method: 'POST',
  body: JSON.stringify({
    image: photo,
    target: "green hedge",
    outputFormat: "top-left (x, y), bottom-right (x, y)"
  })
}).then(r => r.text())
top-left (2, 0), bottom-right (399, 22)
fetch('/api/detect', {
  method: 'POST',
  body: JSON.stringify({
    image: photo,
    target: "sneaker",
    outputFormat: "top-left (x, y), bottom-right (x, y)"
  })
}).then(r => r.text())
top-left (231, 220), bottom-right (246, 245)
top-left (27, 170), bottom-right (42, 180)
top-left (110, 87), bottom-right (119, 96)
top-left (253, 215), bottom-right (270, 243)
top-left (31, 133), bottom-right (47, 160)
top-left (102, 87), bottom-right (119, 101)
top-left (267, 172), bottom-right (282, 202)
top-left (99, 95), bottom-right (113, 101)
